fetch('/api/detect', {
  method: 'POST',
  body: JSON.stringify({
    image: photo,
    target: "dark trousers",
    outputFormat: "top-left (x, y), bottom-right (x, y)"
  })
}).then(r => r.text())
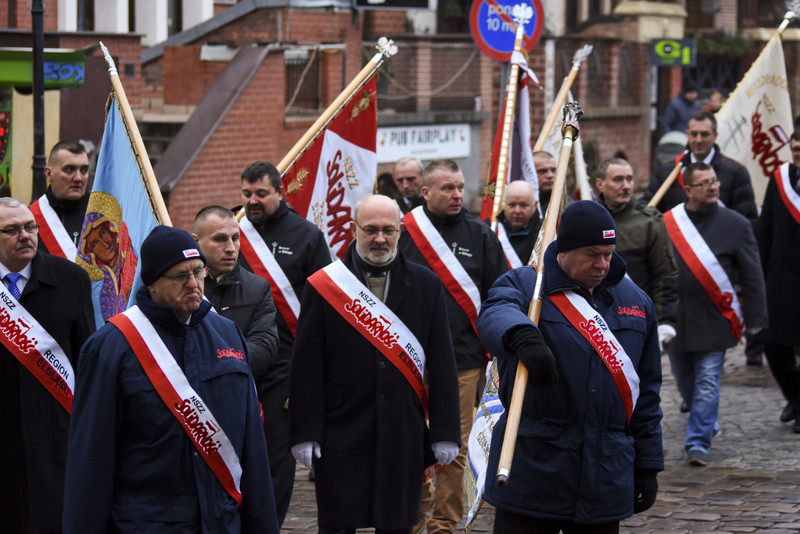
top-left (764, 343), bottom-right (800, 409)
top-left (261, 377), bottom-right (294, 527)
top-left (494, 507), bottom-right (620, 534)
top-left (320, 528), bottom-right (412, 534)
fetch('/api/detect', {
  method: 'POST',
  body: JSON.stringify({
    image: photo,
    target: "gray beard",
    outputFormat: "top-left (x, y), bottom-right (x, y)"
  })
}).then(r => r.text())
top-left (355, 244), bottom-right (396, 268)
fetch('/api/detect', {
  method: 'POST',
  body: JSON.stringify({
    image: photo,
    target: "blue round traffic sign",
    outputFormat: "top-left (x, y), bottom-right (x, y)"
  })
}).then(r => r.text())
top-left (470, 0), bottom-right (544, 62)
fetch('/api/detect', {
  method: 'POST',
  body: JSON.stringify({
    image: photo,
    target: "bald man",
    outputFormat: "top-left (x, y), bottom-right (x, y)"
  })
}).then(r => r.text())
top-left (290, 195), bottom-right (461, 534)
top-left (489, 180), bottom-right (542, 268)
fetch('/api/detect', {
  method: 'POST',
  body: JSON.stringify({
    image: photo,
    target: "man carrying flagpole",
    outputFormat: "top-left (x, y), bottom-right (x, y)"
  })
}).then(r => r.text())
top-left (30, 140), bottom-right (90, 260)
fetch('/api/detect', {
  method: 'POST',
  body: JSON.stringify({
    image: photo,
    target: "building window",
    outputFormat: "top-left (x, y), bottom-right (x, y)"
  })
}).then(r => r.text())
top-left (77, 0), bottom-right (94, 31)
top-left (168, 0), bottom-right (183, 36)
top-left (285, 48), bottom-right (321, 114)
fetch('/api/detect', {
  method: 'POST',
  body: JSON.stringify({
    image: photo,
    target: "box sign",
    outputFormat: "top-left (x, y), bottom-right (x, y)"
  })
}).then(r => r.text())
top-left (650, 39), bottom-right (696, 67)
top-left (0, 48), bottom-right (86, 87)
top-left (377, 124), bottom-right (471, 163)
top-left (353, 0), bottom-right (430, 9)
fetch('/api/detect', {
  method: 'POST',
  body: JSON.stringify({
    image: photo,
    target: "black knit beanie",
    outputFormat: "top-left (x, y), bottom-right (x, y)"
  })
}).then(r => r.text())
top-left (556, 201), bottom-right (617, 253)
top-left (140, 225), bottom-right (206, 285)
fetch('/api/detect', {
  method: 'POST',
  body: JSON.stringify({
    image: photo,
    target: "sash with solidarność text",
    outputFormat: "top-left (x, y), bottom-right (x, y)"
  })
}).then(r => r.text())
top-left (238, 213), bottom-right (301, 336)
top-left (496, 224), bottom-right (524, 269)
top-left (30, 194), bottom-right (77, 261)
top-left (109, 306), bottom-right (244, 506)
top-left (0, 285), bottom-right (75, 412)
top-left (774, 162), bottom-right (800, 226)
top-left (308, 260), bottom-right (429, 413)
top-left (549, 290), bottom-right (640, 421)
top-left (664, 203), bottom-right (743, 339)
top-left (403, 206), bottom-right (481, 336)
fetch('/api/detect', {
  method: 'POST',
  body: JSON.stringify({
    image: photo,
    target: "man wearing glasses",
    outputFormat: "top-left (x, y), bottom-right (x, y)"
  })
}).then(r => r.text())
top-left (399, 159), bottom-right (508, 533)
top-left (290, 194), bottom-right (460, 534)
top-left (64, 225), bottom-right (279, 533)
top-left (758, 130), bottom-right (800, 433)
top-left (0, 197), bottom-right (94, 532)
top-left (663, 162), bottom-right (766, 467)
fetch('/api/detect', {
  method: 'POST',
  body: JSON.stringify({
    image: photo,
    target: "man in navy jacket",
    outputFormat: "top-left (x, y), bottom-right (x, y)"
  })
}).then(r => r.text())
top-left (477, 201), bottom-right (664, 532)
top-left (64, 226), bottom-right (279, 534)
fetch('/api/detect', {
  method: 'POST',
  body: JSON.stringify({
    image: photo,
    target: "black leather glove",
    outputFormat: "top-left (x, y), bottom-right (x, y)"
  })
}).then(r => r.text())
top-left (633, 469), bottom-right (658, 513)
top-left (506, 326), bottom-right (558, 386)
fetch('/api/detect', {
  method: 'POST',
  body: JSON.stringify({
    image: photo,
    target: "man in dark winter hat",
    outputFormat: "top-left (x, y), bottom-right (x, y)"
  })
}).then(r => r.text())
top-left (64, 225), bottom-right (280, 534)
top-left (476, 201), bottom-right (664, 533)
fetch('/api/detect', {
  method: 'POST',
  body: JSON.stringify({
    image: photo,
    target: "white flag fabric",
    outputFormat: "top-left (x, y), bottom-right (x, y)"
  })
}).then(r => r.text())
top-left (716, 35), bottom-right (793, 205)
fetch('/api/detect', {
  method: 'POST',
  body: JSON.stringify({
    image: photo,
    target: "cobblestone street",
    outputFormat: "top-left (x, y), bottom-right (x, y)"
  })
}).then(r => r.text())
top-left (282, 343), bottom-right (800, 533)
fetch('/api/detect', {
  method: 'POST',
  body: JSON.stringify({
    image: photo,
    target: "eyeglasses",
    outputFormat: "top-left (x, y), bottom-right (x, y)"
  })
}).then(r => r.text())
top-left (686, 178), bottom-right (719, 189)
top-left (162, 266), bottom-right (208, 285)
top-left (0, 223), bottom-right (40, 237)
top-left (356, 224), bottom-right (399, 237)
top-left (791, 146), bottom-right (800, 153)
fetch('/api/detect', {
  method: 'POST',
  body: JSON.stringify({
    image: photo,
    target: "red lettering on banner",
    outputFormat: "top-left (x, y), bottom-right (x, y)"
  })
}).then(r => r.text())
top-left (579, 318), bottom-right (623, 371)
top-left (344, 298), bottom-right (401, 349)
top-left (326, 150), bottom-right (354, 260)
top-left (174, 398), bottom-right (222, 454)
top-left (0, 308), bottom-right (38, 353)
top-left (217, 347), bottom-right (244, 360)
top-left (751, 102), bottom-right (788, 178)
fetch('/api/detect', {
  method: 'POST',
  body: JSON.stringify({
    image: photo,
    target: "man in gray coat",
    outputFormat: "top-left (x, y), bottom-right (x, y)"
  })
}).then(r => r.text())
top-left (663, 162), bottom-right (767, 466)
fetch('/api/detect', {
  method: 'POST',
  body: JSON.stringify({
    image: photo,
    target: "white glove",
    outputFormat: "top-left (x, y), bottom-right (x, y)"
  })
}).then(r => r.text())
top-left (291, 441), bottom-right (321, 468)
top-left (657, 324), bottom-right (676, 347)
top-left (432, 441), bottom-right (459, 465)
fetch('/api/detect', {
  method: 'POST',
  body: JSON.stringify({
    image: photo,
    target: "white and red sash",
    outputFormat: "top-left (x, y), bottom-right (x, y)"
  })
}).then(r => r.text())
top-left (549, 290), bottom-right (639, 421)
top-left (774, 163), bottom-right (800, 225)
top-left (664, 203), bottom-right (743, 339)
top-left (238, 215), bottom-right (301, 336)
top-left (30, 194), bottom-right (77, 261)
top-left (496, 224), bottom-right (524, 269)
top-left (308, 260), bottom-right (429, 412)
top-left (0, 285), bottom-right (75, 412)
top-left (403, 207), bottom-right (481, 335)
top-left (109, 307), bottom-right (243, 505)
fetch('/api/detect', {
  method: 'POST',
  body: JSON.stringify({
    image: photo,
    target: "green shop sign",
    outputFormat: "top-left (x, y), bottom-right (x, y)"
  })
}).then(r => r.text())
top-left (0, 48), bottom-right (86, 87)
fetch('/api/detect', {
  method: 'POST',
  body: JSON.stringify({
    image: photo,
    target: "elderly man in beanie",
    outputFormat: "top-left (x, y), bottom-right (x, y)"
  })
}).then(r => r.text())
top-left (64, 225), bottom-right (280, 534)
top-left (476, 201), bottom-right (664, 533)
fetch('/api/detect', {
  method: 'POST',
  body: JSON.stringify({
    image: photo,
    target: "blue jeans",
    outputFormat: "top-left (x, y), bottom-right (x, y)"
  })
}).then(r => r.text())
top-left (667, 349), bottom-right (726, 453)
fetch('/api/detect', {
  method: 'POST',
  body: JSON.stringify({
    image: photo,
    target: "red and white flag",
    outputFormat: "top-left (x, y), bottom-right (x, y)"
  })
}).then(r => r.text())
top-left (480, 51), bottom-right (541, 221)
top-left (282, 76), bottom-right (378, 260)
top-left (715, 35), bottom-right (793, 205)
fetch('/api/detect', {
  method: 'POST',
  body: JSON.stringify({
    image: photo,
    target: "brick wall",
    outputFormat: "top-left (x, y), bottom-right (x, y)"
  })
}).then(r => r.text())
top-left (4, 0), bottom-right (59, 30)
top-left (162, 46), bottom-right (229, 106)
top-left (364, 10), bottom-right (406, 39)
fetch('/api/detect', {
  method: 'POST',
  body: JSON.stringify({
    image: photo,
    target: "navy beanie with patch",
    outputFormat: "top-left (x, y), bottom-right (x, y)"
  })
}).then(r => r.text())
top-left (140, 225), bottom-right (206, 285)
top-left (556, 201), bottom-right (617, 253)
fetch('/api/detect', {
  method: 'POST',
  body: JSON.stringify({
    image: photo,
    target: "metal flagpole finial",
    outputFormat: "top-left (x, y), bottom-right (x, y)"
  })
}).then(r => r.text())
top-left (512, 4), bottom-right (533, 26)
top-left (784, 1), bottom-right (800, 20)
top-left (376, 37), bottom-right (398, 59)
top-left (571, 44), bottom-right (594, 67)
top-left (98, 41), bottom-right (118, 77)
top-left (561, 101), bottom-right (583, 138)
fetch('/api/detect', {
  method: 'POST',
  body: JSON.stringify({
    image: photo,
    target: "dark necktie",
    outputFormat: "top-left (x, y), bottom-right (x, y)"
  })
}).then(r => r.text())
top-left (5, 273), bottom-right (22, 300)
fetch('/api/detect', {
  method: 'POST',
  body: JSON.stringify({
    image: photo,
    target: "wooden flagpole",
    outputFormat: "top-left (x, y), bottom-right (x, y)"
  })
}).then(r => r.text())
top-left (647, 7), bottom-right (797, 209)
top-left (99, 42), bottom-right (171, 226)
top-left (533, 45), bottom-right (592, 152)
top-left (496, 102), bottom-right (583, 486)
top-left (489, 6), bottom-right (533, 231)
top-left (276, 37), bottom-right (397, 175)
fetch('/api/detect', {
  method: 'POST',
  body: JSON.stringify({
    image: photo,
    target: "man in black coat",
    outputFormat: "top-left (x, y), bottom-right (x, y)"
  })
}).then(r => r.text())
top-left (638, 110), bottom-right (758, 221)
top-left (487, 180), bottom-right (541, 268)
top-left (758, 130), bottom-right (800, 433)
top-left (289, 195), bottom-right (461, 534)
top-left (30, 140), bottom-right (91, 259)
top-left (0, 197), bottom-right (95, 532)
top-left (192, 206), bottom-right (286, 519)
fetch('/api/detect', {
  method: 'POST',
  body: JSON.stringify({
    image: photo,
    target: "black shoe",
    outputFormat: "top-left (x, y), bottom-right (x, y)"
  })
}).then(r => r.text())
top-left (680, 401), bottom-right (689, 413)
top-left (781, 402), bottom-right (796, 423)
top-left (793, 419), bottom-right (800, 434)
top-left (746, 355), bottom-right (763, 366)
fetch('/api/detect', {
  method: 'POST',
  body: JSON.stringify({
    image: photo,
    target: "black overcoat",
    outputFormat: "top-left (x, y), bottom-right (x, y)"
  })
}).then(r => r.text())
top-left (289, 246), bottom-right (461, 530)
top-left (0, 251), bottom-right (95, 532)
